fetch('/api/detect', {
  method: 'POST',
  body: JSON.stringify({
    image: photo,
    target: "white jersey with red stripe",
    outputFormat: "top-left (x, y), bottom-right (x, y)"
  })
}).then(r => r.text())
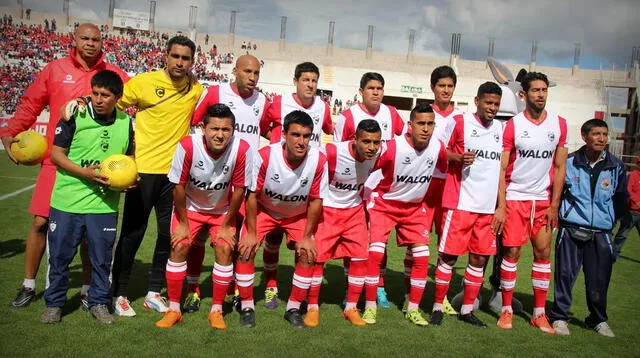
top-left (503, 111), bottom-right (568, 201)
top-left (372, 134), bottom-right (448, 204)
top-left (168, 134), bottom-right (253, 215)
top-left (251, 143), bottom-right (328, 219)
top-left (267, 94), bottom-right (333, 147)
top-left (442, 113), bottom-right (504, 214)
top-left (333, 103), bottom-right (404, 142)
top-left (191, 82), bottom-right (270, 151)
top-left (432, 105), bottom-right (464, 179)
top-left (323, 141), bottom-right (378, 209)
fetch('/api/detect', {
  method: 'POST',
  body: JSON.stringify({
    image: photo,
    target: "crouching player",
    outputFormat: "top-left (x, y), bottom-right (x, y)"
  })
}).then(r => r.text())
top-left (156, 104), bottom-right (252, 329)
top-left (237, 110), bottom-right (327, 328)
top-left (430, 82), bottom-right (503, 327)
top-left (41, 70), bottom-right (133, 324)
top-left (305, 120), bottom-right (382, 327)
top-left (363, 103), bottom-right (448, 326)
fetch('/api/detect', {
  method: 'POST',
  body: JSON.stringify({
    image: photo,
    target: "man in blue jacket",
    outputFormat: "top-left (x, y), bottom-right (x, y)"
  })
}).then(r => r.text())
top-left (549, 119), bottom-right (628, 337)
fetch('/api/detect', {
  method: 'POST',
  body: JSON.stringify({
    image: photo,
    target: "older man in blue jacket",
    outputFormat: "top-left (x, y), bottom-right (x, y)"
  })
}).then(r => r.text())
top-left (549, 119), bottom-right (628, 337)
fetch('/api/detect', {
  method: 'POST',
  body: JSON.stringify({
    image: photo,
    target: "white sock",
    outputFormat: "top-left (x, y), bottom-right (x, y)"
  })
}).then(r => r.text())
top-left (169, 301), bottom-right (181, 312)
top-left (286, 300), bottom-right (301, 311)
top-left (23, 278), bottom-right (36, 290)
top-left (407, 302), bottom-right (419, 311)
top-left (344, 302), bottom-right (357, 311)
top-left (146, 291), bottom-right (160, 299)
top-left (307, 304), bottom-right (319, 310)
top-left (365, 300), bottom-right (377, 309)
top-left (211, 304), bottom-right (222, 312)
top-left (432, 303), bottom-right (443, 312)
top-left (241, 300), bottom-right (255, 311)
top-left (461, 304), bottom-right (474, 315)
top-left (502, 305), bottom-right (513, 314)
top-left (533, 307), bottom-right (546, 317)
top-left (80, 284), bottom-right (90, 296)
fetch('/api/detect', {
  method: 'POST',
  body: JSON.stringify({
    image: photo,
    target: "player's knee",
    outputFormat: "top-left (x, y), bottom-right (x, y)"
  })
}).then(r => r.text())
top-left (215, 241), bottom-right (233, 257)
top-left (172, 243), bottom-right (190, 261)
top-left (440, 253), bottom-right (458, 266)
top-left (32, 215), bottom-right (48, 233)
top-left (532, 246), bottom-right (550, 261)
top-left (504, 246), bottom-right (521, 260)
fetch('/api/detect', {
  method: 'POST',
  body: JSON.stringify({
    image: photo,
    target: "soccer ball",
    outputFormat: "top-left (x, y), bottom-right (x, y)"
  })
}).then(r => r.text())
top-left (100, 154), bottom-right (137, 191)
top-left (11, 130), bottom-right (47, 165)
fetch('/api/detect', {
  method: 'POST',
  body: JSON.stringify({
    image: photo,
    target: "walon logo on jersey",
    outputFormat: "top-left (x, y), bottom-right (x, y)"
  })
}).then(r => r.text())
top-left (264, 189), bottom-right (308, 202)
top-left (334, 182), bottom-right (363, 191)
top-left (155, 87), bottom-right (165, 97)
top-left (80, 159), bottom-right (100, 167)
top-left (190, 177), bottom-right (230, 191)
top-left (396, 175), bottom-right (431, 184)
top-left (518, 149), bottom-right (555, 159)
top-left (470, 148), bottom-right (501, 160)
top-left (235, 123), bottom-right (259, 135)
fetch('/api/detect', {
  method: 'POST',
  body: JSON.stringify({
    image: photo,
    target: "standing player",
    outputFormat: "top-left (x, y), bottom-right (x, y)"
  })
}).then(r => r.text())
top-left (111, 36), bottom-right (205, 316)
top-left (306, 119), bottom-right (382, 327)
top-left (494, 72), bottom-right (568, 333)
top-left (362, 103), bottom-right (448, 326)
top-left (333, 72), bottom-right (404, 307)
top-left (183, 54), bottom-right (270, 313)
top-left (237, 110), bottom-right (327, 328)
top-left (430, 82), bottom-right (503, 327)
top-left (261, 62), bottom-right (333, 309)
top-left (155, 104), bottom-right (252, 329)
top-left (1, 23), bottom-right (128, 308)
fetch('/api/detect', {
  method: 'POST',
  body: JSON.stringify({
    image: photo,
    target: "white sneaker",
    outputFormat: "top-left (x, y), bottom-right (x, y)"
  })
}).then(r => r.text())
top-left (113, 296), bottom-right (136, 317)
top-left (594, 322), bottom-right (615, 338)
top-left (143, 293), bottom-right (169, 313)
top-left (552, 320), bottom-right (571, 336)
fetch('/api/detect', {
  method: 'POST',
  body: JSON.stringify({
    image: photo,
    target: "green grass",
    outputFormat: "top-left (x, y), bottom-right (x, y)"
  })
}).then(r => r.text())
top-left (1, 154), bottom-right (639, 357)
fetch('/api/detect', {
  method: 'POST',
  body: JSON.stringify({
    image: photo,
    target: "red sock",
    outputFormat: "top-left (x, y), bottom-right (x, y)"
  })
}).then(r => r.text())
top-left (212, 263), bottom-right (233, 305)
top-left (462, 264), bottom-right (484, 310)
top-left (186, 245), bottom-right (205, 295)
top-left (500, 257), bottom-right (518, 309)
top-left (532, 260), bottom-right (551, 310)
top-left (408, 246), bottom-right (429, 306)
top-left (166, 260), bottom-right (187, 305)
top-left (235, 261), bottom-right (255, 308)
top-left (346, 258), bottom-right (366, 305)
top-left (263, 240), bottom-right (280, 289)
top-left (307, 263), bottom-right (324, 306)
top-left (365, 242), bottom-right (385, 303)
top-left (434, 259), bottom-right (453, 305)
top-left (404, 249), bottom-right (413, 293)
top-left (378, 251), bottom-right (387, 287)
top-left (289, 263), bottom-right (314, 304)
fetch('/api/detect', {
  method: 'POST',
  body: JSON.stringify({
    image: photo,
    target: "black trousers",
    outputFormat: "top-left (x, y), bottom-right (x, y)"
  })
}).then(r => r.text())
top-left (111, 173), bottom-right (174, 297)
top-left (549, 226), bottom-right (614, 327)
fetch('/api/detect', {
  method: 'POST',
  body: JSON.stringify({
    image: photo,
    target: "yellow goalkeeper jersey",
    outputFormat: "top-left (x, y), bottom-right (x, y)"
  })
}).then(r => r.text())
top-left (118, 70), bottom-right (204, 174)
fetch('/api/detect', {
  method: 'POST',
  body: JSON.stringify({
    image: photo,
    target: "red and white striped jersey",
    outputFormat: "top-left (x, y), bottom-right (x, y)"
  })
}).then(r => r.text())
top-left (168, 134), bottom-right (253, 214)
top-left (191, 82), bottom-right (270, 151)
top-left (372, 134), bottom-right (448, 204)
top-left (267, 94), bottom-right (333, 147)
top-left (323, 141), bottom-right (378, 209)
top-left (333, 103), bottom-right (404, 142)
top-left (251, 143), bottom-right (328, 219)
top-left (432, 105), bottom-right (464, 179)
top-left (442, 113), bottom-right (504, 214)
top-left (503, 111), bottom-right (568, 201)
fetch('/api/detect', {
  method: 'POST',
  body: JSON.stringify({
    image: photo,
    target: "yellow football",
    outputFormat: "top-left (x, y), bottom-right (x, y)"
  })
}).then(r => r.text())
top-left (10, 130), bottom-right (47, 165)
top-left (100, 154), bottom-right (137, 191)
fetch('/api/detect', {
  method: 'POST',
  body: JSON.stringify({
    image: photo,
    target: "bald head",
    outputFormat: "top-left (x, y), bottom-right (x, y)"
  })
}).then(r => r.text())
top-left (73, 23), bottom-right (102, 64)
top-left (233, 55), bottom-right (260, 97)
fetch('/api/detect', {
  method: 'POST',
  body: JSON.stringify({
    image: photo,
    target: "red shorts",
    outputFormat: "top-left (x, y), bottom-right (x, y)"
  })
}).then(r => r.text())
top-left (439, 209), bottom-right (496, 256)
top-left (170, 209), bottom-right (232, 247)
top-left (424, 177), bottom-right (446, 237)
top-left (368, 198), bottom-right (429, 247)
top-left (315, 205), bottom-right (369, 262)
top-left (502, 199), bottom-right (550, 247)
top-left (241, 209), bottom-right (306, 250)
top-left (28, 163), bottom-right (56, 217)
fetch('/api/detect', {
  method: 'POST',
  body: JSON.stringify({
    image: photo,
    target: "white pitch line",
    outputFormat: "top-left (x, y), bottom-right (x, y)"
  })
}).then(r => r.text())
top-left (0, 184), bottom-right (36, 200)
top-left (0, 175), bottom-right (37, 181)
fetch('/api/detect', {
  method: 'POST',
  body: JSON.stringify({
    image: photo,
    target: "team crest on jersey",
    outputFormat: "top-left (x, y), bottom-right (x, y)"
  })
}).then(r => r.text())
top-left (270, 173), bottom-right (280, 183)
top-left (426, 158), bottom-right (434, 169)
top-left (494, 132), bottom-right (500, 142)
top-left (222, 164), bottom-right (230, 174)
top-left (195, 160), bottom-right (204, 170)
top-left (471, 129), bottom-right (479, 137)
top-left (155, 87), bottom-right (165, 97)
top-left (520, 131), bottom-right (530, 138)
top-left (300, 177), bottom-right (309, 187)
top-left (402, 157), bottom-right (411, 165)
top-left (547, 131), bottom-right (556, 142)
top-left (601, 178), bottom-right (611, 189)
top-left (312, 114), bottom-right (320, 125)
top-left (253, 106), bottom-right (260, 116)
top-left (382, 122), bottom-right (388, 131)
top-left (227, 102), bottom-right (236, 110)
top-left (49, 221), bottom-right (57, 232)
top-left (100, 129), bottom-right (110, 152)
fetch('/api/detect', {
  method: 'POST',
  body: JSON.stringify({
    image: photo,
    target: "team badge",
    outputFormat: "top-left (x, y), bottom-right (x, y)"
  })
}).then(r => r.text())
top-left (253, 106), bottom-right (260, 116)
top-left (601, 178), bottom-right (611, 189)
top-left (155, 87), bottom-right (165, 97)
top-left (300, 177), bottom-right (309, 187)
top-left (222, 164), bottom-right (230, 174)
top-left (426, 158), bottom-right (434, 169)
top-left (312, 114), bottom-right (320, 125)
top-left (227, 102), bottom-right (236, 110)
top-left (494, 132), bottom-right (500, 142)
top-left (547, 131), bottom-right (556, 142)
top-left (50, 221), bottom-right (57, 232)
top-left (382, 122), bottom-right (388, 131)
top-left (100, 130), bottom-right (111, 152)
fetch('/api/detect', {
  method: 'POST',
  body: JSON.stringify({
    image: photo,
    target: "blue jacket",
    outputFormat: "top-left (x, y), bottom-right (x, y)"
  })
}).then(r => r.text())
top-left (559, 146), bottom-right (628, 231)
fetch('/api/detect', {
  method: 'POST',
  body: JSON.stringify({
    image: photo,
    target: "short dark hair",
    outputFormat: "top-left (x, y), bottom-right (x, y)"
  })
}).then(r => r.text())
top-left (167, 35), bottom-right (196, 57)
top-left (360, 72), bottom-right (385, 89)
top-left (430, 65), bottom-right (457, 87)
top-left (283, 110), bottom-right (314, 132)
top-left (521, 72), bottom-right (549, 92)
top-left (410, 102), bottom-right (434, 122)
top-left (477, 82), bottom-right (502, 97)
top-left (203, 103), bottom-right (235, 127)
top-left (355, 119), bottom-right (381, 136)
top-left (91, 70), bottom-right (123, 97)
top-left (294, 62), bottom-right (319, 79)
top-left (581, 118), bottom-right (608, 135)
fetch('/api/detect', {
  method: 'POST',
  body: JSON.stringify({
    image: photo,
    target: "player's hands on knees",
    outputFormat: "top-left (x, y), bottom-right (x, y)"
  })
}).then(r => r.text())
top-left (170, 222), bottom-right (190, 248)
top-left (1, 136), bottom-right (19, 164)
top-left (462, 151), bottom-right (475, 166)
top-left (238, 233), bottom-right (259, 260)
top-left (296, 236), bottom-right (317, 264)
top-left (492, 205), bottom-right (506, 234)
top-left (216, 225), bottom-right (237, 248)
top-left (61, 97), bottom-right (88, 121)
top-left (545, 205), bottom-right (559, 230)
top-left (83, 164), bottom-right (110, 186)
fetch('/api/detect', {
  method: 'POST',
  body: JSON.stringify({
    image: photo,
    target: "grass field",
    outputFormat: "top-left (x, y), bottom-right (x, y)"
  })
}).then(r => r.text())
top-left (1, 154), bottom-right (639, 357)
